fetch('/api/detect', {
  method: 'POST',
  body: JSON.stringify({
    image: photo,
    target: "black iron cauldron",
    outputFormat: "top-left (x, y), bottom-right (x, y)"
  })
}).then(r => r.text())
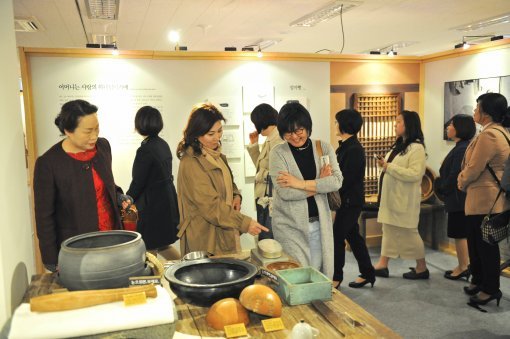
top-left (164, 258), bottom-right (258, 306)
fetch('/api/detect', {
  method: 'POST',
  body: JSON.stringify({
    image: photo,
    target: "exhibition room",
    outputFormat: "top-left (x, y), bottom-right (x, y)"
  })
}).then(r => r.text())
top-left (1, 0), bottom-right (510, 337)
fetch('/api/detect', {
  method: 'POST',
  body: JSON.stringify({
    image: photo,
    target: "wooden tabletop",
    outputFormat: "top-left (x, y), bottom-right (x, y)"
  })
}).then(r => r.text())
top-left (20, 272), bottom-right (401, 338)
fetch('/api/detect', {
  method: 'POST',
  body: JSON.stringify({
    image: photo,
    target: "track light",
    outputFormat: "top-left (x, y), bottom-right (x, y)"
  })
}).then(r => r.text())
top-left (257, 46), bottom-right (263, 58)
top-left (454, 35), bottom-right (500, 49)
top-left (369, 50), bottom-right (381, 55)
top-left (112, 45), bottom-right (119, 55)
top-left (387, 49), bottom-right (397, 56)
top-left (225, 47), bottom-right (237, 51)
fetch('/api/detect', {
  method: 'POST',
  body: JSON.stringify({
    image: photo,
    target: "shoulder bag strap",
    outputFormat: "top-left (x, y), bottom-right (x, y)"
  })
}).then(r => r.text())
top-left (485, 127), bottom-right (510, 214)
top-left (315, 140), bottom-right (323, 157)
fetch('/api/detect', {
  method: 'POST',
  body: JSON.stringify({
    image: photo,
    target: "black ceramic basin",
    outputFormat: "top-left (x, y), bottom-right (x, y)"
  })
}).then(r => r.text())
top-left (164, 258), bottom-right (258, 306)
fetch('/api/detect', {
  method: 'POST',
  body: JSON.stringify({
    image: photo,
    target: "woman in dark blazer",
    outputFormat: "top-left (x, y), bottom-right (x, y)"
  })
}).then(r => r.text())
top-left (332, 109), bottom-right (375, 289)
top-left (436, 114), bottom-right (475, 280)
top-left (127, 106), bottom-right (180, 259)
top-left (458, 93), bottom-right (510, 306)
top-left (34, 100), bottom-right (124, 272)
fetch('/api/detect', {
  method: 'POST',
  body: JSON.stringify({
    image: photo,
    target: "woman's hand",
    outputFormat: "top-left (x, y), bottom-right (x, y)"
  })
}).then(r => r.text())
top-left (377, 157), bottom-right (388, 171)
top-left (277, 171), bottom-right (300, 188)
top-left (249, 131), bottom-right (259, 144)
top-left (232, 195), bottom-right (242, 211)
top-left (247, 219), bottom-right (269, 236)
top-left (319, 164), bottom-right (332, 178)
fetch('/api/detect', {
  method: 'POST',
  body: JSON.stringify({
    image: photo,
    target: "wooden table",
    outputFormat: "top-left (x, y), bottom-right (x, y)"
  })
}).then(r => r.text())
top-left (8, 273), bottom-right (400, 338)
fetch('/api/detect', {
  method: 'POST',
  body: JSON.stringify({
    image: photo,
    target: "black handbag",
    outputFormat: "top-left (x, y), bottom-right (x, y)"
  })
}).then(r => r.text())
top-left (483, 163), bottom-right (510, 245)
top-left (315, 140), bottom-right (341, 211)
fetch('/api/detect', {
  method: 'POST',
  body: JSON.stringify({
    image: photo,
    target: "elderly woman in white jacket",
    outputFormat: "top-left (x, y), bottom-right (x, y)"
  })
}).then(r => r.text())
top-left (373, 110), bottom-right (428, 280)
top-left (269, 102), bottom-right (342, 279)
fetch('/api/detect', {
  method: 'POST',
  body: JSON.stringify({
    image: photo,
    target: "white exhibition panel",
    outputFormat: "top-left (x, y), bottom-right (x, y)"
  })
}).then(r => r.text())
top-left (28, 56), bottom-right (330, 248)
top-left (423, 47), bottom-right (510, 173)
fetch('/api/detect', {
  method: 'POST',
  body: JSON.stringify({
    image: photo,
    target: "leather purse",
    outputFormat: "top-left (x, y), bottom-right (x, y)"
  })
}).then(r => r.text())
top-left (483, 163), bottom-right (510, 245)
top-left (315, 140), bottom-right (341, 211)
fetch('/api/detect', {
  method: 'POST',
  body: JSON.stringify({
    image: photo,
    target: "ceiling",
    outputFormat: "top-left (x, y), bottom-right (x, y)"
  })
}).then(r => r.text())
top-left (12, 0), bottom-right (510, 56)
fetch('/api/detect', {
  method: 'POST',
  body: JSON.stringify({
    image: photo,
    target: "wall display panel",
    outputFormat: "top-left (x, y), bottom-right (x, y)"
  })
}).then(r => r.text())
top-left (27, 55), bottom-right (329, 224)
top-left (353, 93), bottom-right (401, 198)
top-left (443, 77), bottom-right (500, 139)
top-left (500, 76), bottom-right (510, 102)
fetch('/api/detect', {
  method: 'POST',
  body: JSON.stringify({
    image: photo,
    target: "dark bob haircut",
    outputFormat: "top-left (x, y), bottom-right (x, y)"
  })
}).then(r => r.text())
top-left (335, 109), bottom-right (363, 135)
top-left (135, 106), bottom-right (163, 137)
top-left (277, 102), bottom-right (312, 139)
top-left (54, 99), bottom-right (97, 135)
top-left (250, 103), bottom-right (278, 133)
top-left (477, 93), bottom-right (510, 128)
top-left (450, 114), bottom-right (476, 141)
top-left (177, 103), bottom-right (226, 159)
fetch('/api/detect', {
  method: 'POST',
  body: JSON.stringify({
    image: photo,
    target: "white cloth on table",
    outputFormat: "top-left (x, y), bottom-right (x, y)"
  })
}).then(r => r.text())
top-left (8, 286), bottom-right (174, 339)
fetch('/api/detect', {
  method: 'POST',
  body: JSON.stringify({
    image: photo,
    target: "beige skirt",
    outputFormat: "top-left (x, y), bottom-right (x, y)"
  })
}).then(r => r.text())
top-left (381, 223), bottom-right (425, 259)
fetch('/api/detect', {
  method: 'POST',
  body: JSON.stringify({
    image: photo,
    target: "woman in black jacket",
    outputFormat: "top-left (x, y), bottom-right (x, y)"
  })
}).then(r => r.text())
top-left (437, 114), bottom-right (476, 280)
top-left (127, 106), bottom-right (180, 259)
top-left (332, 109), bottom-right (375, 289)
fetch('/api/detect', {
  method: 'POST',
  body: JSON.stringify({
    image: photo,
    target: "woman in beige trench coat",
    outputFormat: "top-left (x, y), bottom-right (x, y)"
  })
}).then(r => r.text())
top-left (176, 103), bottom-right (268, 256)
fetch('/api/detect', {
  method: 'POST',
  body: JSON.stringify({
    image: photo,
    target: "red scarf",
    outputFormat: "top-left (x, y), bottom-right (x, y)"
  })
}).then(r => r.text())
top-left (67, 148), bottom-right (115, 231)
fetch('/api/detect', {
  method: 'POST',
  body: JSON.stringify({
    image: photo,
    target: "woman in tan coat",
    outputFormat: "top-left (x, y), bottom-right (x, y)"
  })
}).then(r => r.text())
top-left (176, 104), bottom-right (268, 256)
top-left (458, 93), bottom-right (510, 307)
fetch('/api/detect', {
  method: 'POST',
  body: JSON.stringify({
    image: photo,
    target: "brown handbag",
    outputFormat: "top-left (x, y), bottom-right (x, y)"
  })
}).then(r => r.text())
top-left (315, 140), bottom-right (341, 211)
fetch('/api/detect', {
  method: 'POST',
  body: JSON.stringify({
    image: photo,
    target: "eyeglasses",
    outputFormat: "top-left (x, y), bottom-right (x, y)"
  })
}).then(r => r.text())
top-left (284, 128), bottom-right (306, 139)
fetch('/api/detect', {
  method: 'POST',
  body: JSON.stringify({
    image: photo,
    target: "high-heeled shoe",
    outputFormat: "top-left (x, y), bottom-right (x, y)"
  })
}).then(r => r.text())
top-left (444, 269), bottom-right (470, 281)
top-left (463, 285), bottom-right (481, 296)
top-left (374, 267), bottom-right (389, 278)
top-left (348, 275), bottom-right (375, 288)
top-left (332, 281), bottom-right (342, 290)
top-left (403, 268), bottom-right (429, 280)
top-left (469, 290), bottom-right (502, 306)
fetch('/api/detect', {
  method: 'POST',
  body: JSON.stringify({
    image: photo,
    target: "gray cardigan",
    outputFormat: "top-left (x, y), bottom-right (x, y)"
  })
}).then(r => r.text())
top-left (269, 139), bottom-right (343, 278)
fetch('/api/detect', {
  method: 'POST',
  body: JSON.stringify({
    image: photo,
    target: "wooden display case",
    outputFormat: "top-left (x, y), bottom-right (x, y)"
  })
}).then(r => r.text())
top-left (353, 93), bottom-right (402, 199)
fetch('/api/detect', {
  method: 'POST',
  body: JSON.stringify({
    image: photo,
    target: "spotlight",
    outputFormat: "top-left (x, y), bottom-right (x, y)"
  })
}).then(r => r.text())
top-left (257, 46), bottom-right (263, 58)
top-left (242, 47), bottom-right (254, 51)
top-left (387, 50), bottom-right (397, 56)
top-left (369, 50), bottom-right (381, 55)
top-left (491, 35), bottom-right (504, 41)
top-left (112, 46), bottom-right (119, 55)
top-left (454, 41), bottom-right (470, 49)
top-left (225, 47), bottom-right (237, 51)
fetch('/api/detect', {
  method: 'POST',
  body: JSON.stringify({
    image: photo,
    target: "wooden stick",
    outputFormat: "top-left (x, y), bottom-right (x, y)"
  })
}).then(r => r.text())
top-left (30, 284), bottom-right (157, 312)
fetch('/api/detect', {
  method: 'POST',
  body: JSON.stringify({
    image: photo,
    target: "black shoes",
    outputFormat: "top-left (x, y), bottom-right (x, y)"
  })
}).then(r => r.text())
top-left (374, 267), bottom-right (389, 278)
top-left (444, 268), bottom-right (470, 281)
top-left (469, 290), bottom-right (502, 306)
top-left (463, 285), bottom-right (481, 296)
top-left (348, 275), bottom-right (376, 288)
top-left (403, 268), bottom-right (430, 280)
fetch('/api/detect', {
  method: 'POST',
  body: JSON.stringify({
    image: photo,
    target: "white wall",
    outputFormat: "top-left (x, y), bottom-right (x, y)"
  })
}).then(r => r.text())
top-left (28, 56), bottom-right (330, 249)
top-left (423, 47), bottom-right (510, 173)
top-left (0, 0), bottom-right (35, 325)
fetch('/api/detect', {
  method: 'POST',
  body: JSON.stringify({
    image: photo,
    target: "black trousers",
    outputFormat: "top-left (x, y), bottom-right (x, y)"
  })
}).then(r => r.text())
top-left (333, 205), bottom-right (375, 281)
top-left (466, 214), bottom-right (501, 294)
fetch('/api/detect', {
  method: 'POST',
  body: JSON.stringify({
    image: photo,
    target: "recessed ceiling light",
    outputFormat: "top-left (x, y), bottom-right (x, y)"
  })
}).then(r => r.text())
top-left (290, 0), bottom-right (363, 27)
top-left (450, 12), bottom-right (510, 32)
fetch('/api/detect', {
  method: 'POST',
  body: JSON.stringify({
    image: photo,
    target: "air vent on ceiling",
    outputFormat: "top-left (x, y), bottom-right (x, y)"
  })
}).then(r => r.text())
top-left (14, 17), bottom-right (44, 32)
top-left (91, 34), bottom-right (117, 44)
top-left (85, 0), bottom-right (120, 20)
top-left (290, 1), bottom-right (363, 27)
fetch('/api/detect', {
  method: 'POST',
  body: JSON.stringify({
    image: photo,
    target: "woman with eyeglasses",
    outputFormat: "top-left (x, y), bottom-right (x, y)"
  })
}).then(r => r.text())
top-left (269, 102), bottom-right (342, 278)
top-left (176, 103), bottom-right (268, 256)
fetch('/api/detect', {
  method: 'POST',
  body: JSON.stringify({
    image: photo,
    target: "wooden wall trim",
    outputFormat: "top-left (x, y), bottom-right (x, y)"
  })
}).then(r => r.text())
top-left (19, 47), bottom-right (44, 274)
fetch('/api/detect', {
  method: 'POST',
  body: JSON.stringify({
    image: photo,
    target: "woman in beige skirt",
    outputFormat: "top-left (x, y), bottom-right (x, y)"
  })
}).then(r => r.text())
top-left (373, 110), bottom-right (429, 279)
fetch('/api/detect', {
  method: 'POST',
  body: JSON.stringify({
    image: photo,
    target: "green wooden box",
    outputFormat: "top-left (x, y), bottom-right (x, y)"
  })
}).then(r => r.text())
top-left (273, 267), bottom-right (332, 305)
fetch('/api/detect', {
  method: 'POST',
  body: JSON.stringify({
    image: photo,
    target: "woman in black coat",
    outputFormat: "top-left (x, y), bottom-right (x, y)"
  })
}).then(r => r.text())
top-left (437, 114), bottom-right (476, 280)
top-left (332, 109), bottom-right (375, 289)
top-left (127, 106), bottom-right (180, 259)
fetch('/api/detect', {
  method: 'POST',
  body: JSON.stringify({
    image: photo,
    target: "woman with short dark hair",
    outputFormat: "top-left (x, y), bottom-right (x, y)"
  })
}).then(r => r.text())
top-left (176, 103), bottom-right (268, 256)
top-left (373, 110), bottom-right (429, 280)
top-left (458, 93), bottom-right (510, 306)
top-left (248, 103), bottom-right (283, 240)
top-left (126, 106), bottom-right (180, 260)
top-left (436, 114), bottom-right (476, 280)
top-left (332, 109), bottom-right (375, 289)
top-left (269, 102), bottom-right (342, 278)
top-left (34, 99), bottom-right (125, 272)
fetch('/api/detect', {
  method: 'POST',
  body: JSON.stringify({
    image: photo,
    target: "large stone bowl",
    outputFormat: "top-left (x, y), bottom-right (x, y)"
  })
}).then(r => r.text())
top-left (164, 258), bottom-right (259, 306)
top-left (58, 230), bottom-right (151, 290)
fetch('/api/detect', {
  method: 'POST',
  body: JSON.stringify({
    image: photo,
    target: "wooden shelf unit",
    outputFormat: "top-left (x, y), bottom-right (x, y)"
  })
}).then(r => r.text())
top-left (353, 93), bottom-right (402, 197)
